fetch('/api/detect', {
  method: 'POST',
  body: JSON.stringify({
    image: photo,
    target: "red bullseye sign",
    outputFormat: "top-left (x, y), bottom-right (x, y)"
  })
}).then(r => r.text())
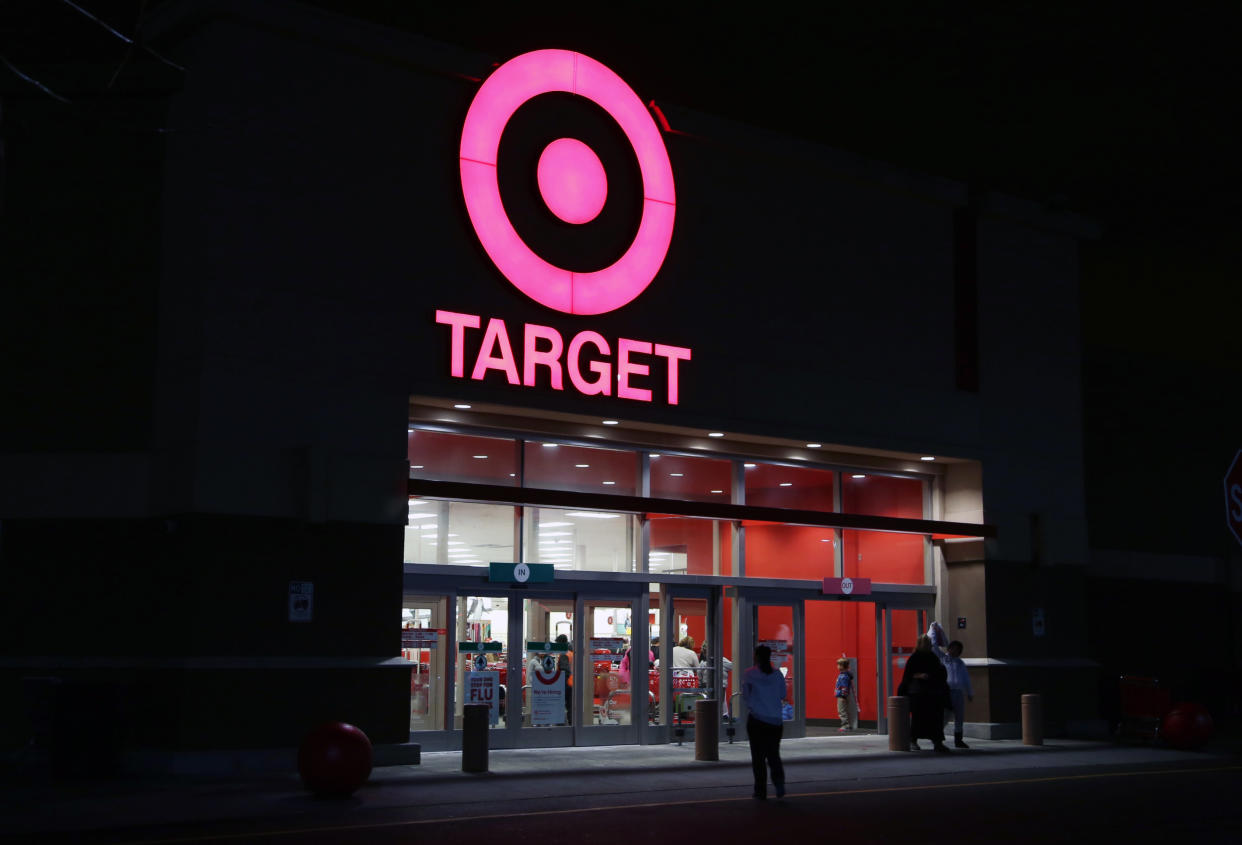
top-left (459, 49), bottom-right (676, 315)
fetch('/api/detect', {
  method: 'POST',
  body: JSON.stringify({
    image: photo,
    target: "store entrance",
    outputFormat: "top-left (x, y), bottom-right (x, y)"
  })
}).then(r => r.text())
top-left (733, 596), bottom-right (805, 740)
top-left (402, 572), bottom-right (650, 750)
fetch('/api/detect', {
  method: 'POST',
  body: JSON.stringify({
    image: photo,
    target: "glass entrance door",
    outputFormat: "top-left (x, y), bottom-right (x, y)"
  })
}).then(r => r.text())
top-left (649, 587), bottom-right (723, 742)
top-left (522, 597), bottom-right (575, 735)
top-left (735, 596), bottom-right (805, 740)
top-left (454, 594), bottom-right (510, 730)
top-left (402, 594), bottom-right (448, 732)
top-left (580, 597), bottom-right (639, 743)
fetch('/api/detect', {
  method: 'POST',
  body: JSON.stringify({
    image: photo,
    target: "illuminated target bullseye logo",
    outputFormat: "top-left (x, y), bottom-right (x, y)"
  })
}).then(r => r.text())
top-left (459, 49), bottom-right (676, 315)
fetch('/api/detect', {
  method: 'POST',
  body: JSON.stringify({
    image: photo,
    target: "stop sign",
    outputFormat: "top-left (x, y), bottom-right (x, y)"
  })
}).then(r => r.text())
top-left (1227, 450), bottom-right (1242, 547)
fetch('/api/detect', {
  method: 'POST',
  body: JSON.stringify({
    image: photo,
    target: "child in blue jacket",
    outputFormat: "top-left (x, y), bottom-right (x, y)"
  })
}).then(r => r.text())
top-left (835, 658), bottom-right (855, 732)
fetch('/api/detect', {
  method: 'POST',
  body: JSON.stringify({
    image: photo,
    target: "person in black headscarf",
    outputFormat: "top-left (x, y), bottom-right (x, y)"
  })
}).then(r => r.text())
top-left (898, 634), bottom-right (951, 753)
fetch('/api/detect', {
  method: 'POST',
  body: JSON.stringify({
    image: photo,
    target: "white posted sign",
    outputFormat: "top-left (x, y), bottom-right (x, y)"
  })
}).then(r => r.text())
top-left (464, 671), bottom-right (500, 725)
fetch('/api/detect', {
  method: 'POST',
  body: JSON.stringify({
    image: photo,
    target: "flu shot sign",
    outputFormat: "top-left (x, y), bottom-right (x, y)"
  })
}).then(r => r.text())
top-left (464, 671), bottom-right (500, 725)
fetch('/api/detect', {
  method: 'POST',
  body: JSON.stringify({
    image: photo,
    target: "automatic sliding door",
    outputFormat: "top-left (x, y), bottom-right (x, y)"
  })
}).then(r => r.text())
top-left (736, 597), bottom-right (805, 739)
top-left (454, 594), bottom-right (509, 730)
top-left (402, 594), bottom-right (448, 732)
top-left (577, 597), bottom-right (639, 744)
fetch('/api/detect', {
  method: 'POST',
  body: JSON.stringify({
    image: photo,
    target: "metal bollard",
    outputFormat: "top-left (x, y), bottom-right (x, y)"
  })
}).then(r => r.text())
top-left (888, 696), bottom-right (911, 751)
top-left (462, 704), bottom-right (489, 772)
top-left (695, 699), bottom-right (719, 761)
top-left (1022, 693), bottom-right (1043, 746)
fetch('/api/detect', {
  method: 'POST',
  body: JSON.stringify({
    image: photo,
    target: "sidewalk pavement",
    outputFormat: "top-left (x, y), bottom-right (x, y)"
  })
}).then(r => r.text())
top-left (3, 730), bottom-right (1238, 839)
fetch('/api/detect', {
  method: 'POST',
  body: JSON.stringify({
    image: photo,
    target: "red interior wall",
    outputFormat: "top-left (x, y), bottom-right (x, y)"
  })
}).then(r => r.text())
top-left (842, 531), bottom-right (925, 583)
top-left (743, 523), bottom-right (835, 578)
top-left (649, 515), bottom-right (731, 575)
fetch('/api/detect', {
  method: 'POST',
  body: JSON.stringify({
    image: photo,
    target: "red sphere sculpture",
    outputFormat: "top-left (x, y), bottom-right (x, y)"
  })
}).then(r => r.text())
top-left (298, 721), bottom-right (373, 797)
top-left (1160, 702), bottom-right (1214, 750)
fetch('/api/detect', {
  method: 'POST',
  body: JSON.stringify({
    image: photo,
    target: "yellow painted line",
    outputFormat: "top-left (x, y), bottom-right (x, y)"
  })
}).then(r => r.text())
top-left (116, 765), bottom-right (1242, 845)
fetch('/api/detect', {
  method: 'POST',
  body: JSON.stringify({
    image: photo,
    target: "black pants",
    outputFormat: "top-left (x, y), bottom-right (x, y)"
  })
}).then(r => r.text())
top-left (747, 716), bottom-right (785, 796)
top-left (909, 692), bottom-right (945, 744)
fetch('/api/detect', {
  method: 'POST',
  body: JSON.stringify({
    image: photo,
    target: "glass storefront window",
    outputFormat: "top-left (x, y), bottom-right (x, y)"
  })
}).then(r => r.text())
top-left (408, 429), bottom-right (519, 485)
top-left (842, 529), bottom-right (926, 584)
top-left (648, 514), bottom-right (732, 575)
top-left (404, 499), bottom-right (515, 565)
top-left (840, 472), bottom-right (923, 518)
top-left (648, 453), bottom-right (732, 503)
top-left (745, 463), bottom-right (835, 511)
top-left (523, 441), bottom-right (638, 496)
top-left (522, 507), bottom-right (636, 572)
top-left (743, 521), bottom-right (835, 579)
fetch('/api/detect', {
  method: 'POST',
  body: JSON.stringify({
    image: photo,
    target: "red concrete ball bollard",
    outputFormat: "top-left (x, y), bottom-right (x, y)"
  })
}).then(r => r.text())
top-left (1160, 702), bottom-right (1214, 750)
top-left (298, 721), bottom-right (373, 797)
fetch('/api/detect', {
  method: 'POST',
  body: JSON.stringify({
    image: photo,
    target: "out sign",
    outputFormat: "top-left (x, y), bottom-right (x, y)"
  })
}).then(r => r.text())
top-left (1226, 449), bottom-right (1242, 548)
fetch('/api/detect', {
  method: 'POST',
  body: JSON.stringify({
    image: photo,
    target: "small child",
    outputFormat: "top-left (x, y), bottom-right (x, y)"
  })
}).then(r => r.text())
top-left (834, 657), bottom-right (854, 732)
top-left (938, 640), bottom-right (974, 748)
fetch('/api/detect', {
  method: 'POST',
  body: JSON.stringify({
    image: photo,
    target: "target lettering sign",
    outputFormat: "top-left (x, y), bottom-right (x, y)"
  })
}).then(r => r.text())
top-left (437, 50), bottom-right (691, 405)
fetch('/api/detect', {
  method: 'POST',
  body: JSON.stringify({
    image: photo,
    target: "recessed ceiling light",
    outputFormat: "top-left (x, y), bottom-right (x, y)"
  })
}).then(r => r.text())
top-left (820, 538), bottom-right (831, 542)
top-left (575, 463), bottom-right (589, 468)
top-left (650, 453), bottom-right (661, 458)
top-left (806, 443), bottom-right (822, 449)
top-left (852, 474), bottom-right (866, 479)
top-left (454, 404), bottom-right (471, 409)
top-left (508, 473), bottom-right (516, 477)
top-left (744, 463), bottom-right (756, 469)
top-left (779, 482), bottom-right (793, 487)
top-left (543, 443), bottom-right (558, 448)
top-left (710, 489), bottom-right (724, 494)
top-left (708, 432), bottom-right (724, 438)
top-left (920, 456), bottom-right (936, 461)
top-left (472, 455), bottom-right (487, 459)
top-left (602, 480), bottom-right (616, 485)
top-left (411, 465), bottom-right (424, 469)
top-left (670, 473), bottom-right (683, 477)
top-left (602, 419), bottom-right (619, 425)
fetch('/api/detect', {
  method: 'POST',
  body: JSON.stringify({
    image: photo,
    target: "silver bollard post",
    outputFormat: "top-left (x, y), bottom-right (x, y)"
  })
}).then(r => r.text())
top-left (888, 696), bottom-right (911, 751)
top-left (695, 699), bottom-right (719, 761)
top-left (1022, 693), bottom-right (1043, 745)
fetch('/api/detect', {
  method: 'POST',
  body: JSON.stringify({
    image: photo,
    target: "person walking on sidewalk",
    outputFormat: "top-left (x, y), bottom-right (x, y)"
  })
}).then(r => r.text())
top-left (742, 644), bottom-right (787, 799)
top-left (898, 635), bottom-right (951, 753)
top-left (935, 639), bottom-right (974, 748)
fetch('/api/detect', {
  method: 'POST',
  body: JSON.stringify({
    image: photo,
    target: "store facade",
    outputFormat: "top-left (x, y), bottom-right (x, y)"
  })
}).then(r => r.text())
top-left (1, 1), bottom-right (1103, 765)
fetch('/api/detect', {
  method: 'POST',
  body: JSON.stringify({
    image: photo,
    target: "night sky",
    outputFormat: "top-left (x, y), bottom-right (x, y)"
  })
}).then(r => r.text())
top-left (5, 2), bottom-right (1238, 347)
top-left (3, 2), bottom-right (1239, 506)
